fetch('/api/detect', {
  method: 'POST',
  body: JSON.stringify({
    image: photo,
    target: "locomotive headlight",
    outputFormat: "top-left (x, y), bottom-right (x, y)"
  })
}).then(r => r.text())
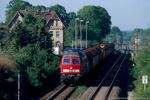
top-left (70, 66), bottom-right (73, 69)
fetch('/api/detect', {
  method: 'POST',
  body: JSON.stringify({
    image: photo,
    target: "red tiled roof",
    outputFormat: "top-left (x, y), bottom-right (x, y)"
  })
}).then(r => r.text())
top-left (19, 10), bottom-right (59, 23)
top-left (8, 9), bottom-right (65, 28)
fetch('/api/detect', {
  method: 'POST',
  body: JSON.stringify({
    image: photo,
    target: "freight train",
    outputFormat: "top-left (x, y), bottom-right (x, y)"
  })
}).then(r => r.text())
top-left (60, 43), bottom-right (114, 85)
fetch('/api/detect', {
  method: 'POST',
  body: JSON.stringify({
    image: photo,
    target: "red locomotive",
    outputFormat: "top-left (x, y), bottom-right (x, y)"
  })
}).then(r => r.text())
top-left (60, 43), bottom-right (114, 85)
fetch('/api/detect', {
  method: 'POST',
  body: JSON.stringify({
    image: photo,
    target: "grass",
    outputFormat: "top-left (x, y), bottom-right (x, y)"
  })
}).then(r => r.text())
top-left (0, 54), bottom-right (17, 71)
top-left (73, 85), bottom-right (88, 97)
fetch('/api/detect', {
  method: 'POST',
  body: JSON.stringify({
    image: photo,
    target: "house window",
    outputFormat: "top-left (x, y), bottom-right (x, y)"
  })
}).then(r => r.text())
top-left (56, 20), bottom-right (58, 26)
top-left (50, 31), bottom-right (53, 36)
top-left (50, 21), bottom-right (54, 26)
top-left (56, 41), bottom-right (60, 47)
top-left (56, 31), bottom-right (60, 38)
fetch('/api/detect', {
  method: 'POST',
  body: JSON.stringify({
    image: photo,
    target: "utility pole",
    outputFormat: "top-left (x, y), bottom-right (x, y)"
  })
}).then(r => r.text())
top-left (86, 21), bottom-right (89, 48)
top-left (18, 71), bottom-right (20, 100)
top-left (75, 18), bottom-right (79, 49)
top-left (137, 33), bottom-right (138, 52)
top-left (143, 33), bottom-right (145, 46)
top-left (80, 20), bottom-right (84, 49)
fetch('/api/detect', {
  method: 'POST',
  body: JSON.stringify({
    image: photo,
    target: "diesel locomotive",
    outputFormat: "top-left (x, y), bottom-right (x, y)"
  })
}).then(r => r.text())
top-left (60, 43), bottom-right (114, 85)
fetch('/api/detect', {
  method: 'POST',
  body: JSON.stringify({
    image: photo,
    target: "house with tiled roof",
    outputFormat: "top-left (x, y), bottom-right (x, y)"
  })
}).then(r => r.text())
top-left (8, 9), bottom-right (65, 52)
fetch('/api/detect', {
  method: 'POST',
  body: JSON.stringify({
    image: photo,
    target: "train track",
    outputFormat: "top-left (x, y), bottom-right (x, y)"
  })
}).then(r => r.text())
top-left (90, 51), bottom-right (127, 100)
top-left (39, 50), bottom-right (128, 100)
top-left (39, 84), bottom-right (76, 100)
top-left (79, 50), bottom-right (128, 100)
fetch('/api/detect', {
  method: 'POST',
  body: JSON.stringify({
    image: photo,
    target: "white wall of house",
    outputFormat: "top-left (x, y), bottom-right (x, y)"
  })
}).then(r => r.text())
top-left (49, 20), bottom-right (64, 50)
top-left (10, 14), bottom-right (23, 30)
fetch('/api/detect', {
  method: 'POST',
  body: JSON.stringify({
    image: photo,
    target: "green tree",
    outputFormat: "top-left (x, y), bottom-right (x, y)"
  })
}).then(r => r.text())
top-left (27, 5), bottom-right (46, 11)
top-left (9, 14), bottom-right (53, 54)
top-left (0, 54), bottom-right (18, 100)
top-left (65, 12), bottom-right (77, 27)
top-left (77, 5), bottom-right (111, 43)
top-left (133, 47), bottom-right (150, 97)
top-left (131, 28), bottom-right (146, 46)
top-left (0, 24), bottom-right (9, 50)
top-left (48, 4), bottom-right (67, 24)
top-left (3, 12), bottom-right (60, 99)
top-left (110, 26), bottom-right (122, 45)
top-left (23, 13), bottom-right (37, 26)
top-left (48, 4), bottom-right (76, 26)
top-left (15, 44), bottom-right (59, 87)
top-left (5, 0), bottom-right (32, 24)
top-left (111, 26), bottom-right (122, 35)
top-left (67, 12), bottom-right (76, 20)
top-left (48, 4), bottom-right (66, 16)
top-left (64, 19), bottom-right (75, 46)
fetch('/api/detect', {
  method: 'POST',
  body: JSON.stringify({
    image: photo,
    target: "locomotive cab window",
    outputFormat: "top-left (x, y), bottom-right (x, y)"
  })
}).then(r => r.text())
top-left (63, 59), bottom-right (70, 64)
top-left (72, 59), bottom-right (79, 64)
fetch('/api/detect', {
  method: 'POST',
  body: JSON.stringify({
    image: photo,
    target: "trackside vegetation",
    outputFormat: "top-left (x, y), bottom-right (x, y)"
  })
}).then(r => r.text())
top-left (1, 0), bottom-right (112, 99)
top-left (132, 47), bottom-right (150, 97)
top-left (0, 54), bottom-right (18, 100)
top-left (0, 14), bottom-right (60, 99)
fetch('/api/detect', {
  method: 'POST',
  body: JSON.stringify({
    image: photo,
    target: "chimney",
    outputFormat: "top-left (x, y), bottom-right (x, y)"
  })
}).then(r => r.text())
top-left (48, 9), bottom-right (51, 13)
top-left (25, 8), bottom-right (27, 13)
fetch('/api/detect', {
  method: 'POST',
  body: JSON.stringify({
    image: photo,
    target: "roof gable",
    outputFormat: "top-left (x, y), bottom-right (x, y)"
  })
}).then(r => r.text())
top-left (8, 11), bottom-right (23, 28)
top-left (8, 9), bottom-right (65, 28)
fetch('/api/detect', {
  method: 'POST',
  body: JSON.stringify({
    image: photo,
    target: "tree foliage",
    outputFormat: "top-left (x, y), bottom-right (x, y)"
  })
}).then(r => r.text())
top-left (133, 47), bottom-right (150, 97)
top-left (64, 19), bottom-right (75, 46)
top-left (15, 44), bottom-right (60, 87)
top-left (48, 4), bottom-right (66, 16)
top-left (111, 26), bottom-right (122, 36)
top-left (131, 28), bottom-right (150, 46)
top-left (107, 26), bottom-right (122, 45)
top-left (77, 5), bottom-right (111, 43)
top-left (27, 5), bottom-right (46, 11)
top-left (10, 14), bottom-right (52, 53)
top-left (0, 54), bottom-right (18, 100)
top-left (5, 0), bottom-right (32, 24)
top-left (0, 25), bottom-right (9, 50)
top-left (48, 4), bottom-right (67, 25)
top-left (1, 13), bottom-right (60, 99)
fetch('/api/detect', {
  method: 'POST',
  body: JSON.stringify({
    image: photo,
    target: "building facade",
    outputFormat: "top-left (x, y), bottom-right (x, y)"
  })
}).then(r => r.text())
top-left (8, 9), bottom-right (65, 51)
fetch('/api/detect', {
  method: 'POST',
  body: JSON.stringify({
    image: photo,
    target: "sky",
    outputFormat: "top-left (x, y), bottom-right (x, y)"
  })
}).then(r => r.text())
top-left (0, 0), bottom-right (150, 30)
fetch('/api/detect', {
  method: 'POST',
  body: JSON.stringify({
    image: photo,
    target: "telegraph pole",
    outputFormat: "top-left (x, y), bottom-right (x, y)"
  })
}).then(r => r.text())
top-left (18, 71), bottom-right (20, 100)
top-left (137, 33), bottom-right (138, 52)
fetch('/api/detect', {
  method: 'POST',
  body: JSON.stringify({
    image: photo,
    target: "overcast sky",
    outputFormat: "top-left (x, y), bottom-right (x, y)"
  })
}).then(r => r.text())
top-left (0, 0), bottom-right (150, 30)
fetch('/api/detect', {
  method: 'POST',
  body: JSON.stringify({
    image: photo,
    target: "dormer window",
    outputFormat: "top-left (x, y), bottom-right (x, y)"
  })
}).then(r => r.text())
top-left (56, 20), bottom-right (58, 26)
top-left (50, 20), bottom-right (54, 26)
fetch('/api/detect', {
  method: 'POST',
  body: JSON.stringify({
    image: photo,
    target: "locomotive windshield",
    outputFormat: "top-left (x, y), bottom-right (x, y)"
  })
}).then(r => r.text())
top-left (63, 59), bottom-right (70, 64)
top-left (72, 59), bottom-right (79, 64)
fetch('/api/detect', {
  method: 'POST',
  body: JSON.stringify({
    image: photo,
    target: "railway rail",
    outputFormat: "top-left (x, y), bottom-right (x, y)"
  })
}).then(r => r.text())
top-left (89, 50), bottom-right (128, 100)
top-left (39, 49), bottom-right (128, 100)
top-left (78, 50), bottom-right (128, 100)
top-left (39, 84), bottom-right (76, 100)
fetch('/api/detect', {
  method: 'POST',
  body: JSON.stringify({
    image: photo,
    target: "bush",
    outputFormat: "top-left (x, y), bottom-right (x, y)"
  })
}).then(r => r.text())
top-left (0, 54), bottom-right (18, 100)
top-left (133, 47), bottom-right (150, 97)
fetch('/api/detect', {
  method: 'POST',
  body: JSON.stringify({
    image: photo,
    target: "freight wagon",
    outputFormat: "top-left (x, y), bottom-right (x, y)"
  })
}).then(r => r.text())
top-left (60, 43), bottom-right (114, 85)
